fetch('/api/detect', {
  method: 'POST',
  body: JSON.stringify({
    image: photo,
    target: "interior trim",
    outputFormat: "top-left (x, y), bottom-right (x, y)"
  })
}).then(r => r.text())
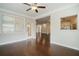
top-left (51, 42), bottom-right (79, 51)
top-left (0, 37), bottom-right (36, 46)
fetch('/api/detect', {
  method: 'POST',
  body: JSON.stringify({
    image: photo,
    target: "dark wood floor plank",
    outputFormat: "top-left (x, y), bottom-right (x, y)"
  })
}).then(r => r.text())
top-left (0, 39), bottom-right (79, 56)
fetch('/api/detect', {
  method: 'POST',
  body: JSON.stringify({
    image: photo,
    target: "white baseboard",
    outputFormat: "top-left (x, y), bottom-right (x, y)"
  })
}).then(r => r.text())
top-left (51, 42), bottom-right (79, 51)
top-left (0, 37), bottom-right (36, 46)
top-left (0, 39), bottom-right (26, 46)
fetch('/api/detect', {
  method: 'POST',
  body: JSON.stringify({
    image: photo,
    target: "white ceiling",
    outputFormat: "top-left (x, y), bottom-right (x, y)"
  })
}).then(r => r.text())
top-left (0, 3), bottom-right (78, 19)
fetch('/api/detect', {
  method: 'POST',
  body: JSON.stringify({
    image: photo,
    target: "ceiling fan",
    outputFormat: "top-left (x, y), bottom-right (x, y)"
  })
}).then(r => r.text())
top-left (24, 3), bottom-right (46, 13)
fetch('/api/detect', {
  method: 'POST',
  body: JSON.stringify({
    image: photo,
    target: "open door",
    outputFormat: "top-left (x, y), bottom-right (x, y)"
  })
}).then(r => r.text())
top-left (36, 16), bottom-right (50, 46)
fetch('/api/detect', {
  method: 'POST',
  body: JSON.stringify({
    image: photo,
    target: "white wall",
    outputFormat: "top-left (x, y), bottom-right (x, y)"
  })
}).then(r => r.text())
top-left (25, 18), bottom-right (36, 39)
top-left (50, 5), bottom-right (79, 50)
top-left (0, 10), bottom-right (36, 45)
top-left (0, 14), bottom-right (1, 33)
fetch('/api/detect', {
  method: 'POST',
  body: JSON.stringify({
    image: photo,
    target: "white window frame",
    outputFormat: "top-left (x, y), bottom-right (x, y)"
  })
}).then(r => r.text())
top-left (2, 15), bottom-right (15, 33)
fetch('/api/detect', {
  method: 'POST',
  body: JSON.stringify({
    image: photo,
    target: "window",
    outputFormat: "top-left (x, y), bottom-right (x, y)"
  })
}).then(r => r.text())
top-left (61, 15), bottom-right (77, 30)
top-left (0, 14), bottom-right (25, 33)
top-left (2, 15), bottom-right (15, 33)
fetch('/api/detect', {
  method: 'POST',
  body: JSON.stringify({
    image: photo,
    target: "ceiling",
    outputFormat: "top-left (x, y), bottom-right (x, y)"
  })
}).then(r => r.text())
top-left (0, 3), bottom-right (78, 19)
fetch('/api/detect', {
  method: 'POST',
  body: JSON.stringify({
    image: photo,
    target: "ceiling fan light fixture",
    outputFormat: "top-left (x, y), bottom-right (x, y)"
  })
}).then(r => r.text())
top-left (32, 6), bottom-right (37, 10)
top-left (24, 3), bottom-right (46, 13)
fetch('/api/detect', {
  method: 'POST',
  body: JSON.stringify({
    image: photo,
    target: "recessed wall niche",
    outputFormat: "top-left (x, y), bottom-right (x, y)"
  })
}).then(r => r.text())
top-left (61, 15), bottom-right (77, 30)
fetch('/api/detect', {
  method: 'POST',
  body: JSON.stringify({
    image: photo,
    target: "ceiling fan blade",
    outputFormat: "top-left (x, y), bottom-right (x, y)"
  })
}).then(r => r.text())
top-left (37, 6), bottom-right (46, 8)
top-left (34, 3), bottom-right (37, 5)
top-left (35, 9), bottom-right (38, 13)
top-left (26, 8), bottom-right (31, 11)
top-left (24, 3), bottom-right (31, 6)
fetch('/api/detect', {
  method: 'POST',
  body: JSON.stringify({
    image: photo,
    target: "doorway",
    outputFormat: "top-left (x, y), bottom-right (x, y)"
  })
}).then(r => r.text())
top-left (36, 16), bottom-right (50, 46)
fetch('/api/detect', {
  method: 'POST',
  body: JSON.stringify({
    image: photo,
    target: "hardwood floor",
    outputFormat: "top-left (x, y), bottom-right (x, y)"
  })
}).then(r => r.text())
top-left (0, 39), bottom-right (79, 56)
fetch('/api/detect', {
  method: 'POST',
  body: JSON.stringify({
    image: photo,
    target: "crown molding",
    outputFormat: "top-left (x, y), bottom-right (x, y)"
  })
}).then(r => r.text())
top-left (35, 4), bottom-right (79, 20)
top-left (0, 8), bottom-right (35, 19)
top-left (0, 4), bottom-right (78, 20)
